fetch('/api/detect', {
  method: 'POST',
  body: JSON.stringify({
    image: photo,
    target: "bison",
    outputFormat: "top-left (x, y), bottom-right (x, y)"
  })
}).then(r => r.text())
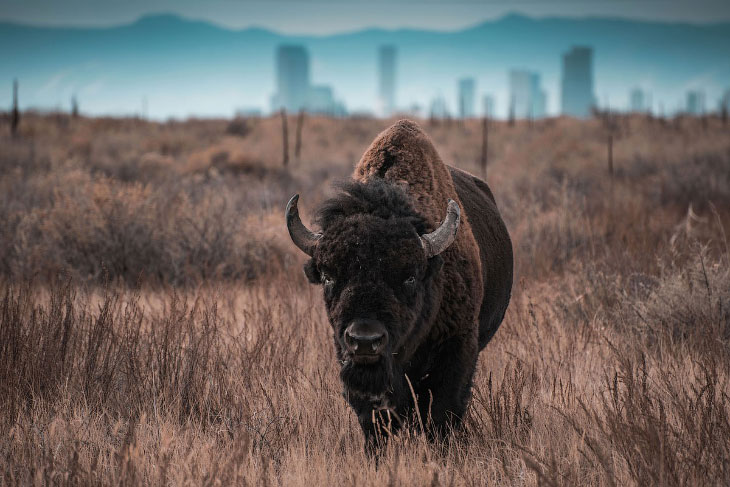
top-left (286, 120), bottom-right (513, 448)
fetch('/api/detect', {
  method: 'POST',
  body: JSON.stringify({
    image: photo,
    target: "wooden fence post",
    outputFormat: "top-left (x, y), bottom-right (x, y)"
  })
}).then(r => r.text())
top-left (281, 108), bottom-right (289, 167)
top-left (71, 95), bottom-right (79, 118)
top-left (459, 97), bottom-right (465, 129)
top-left (11, 79), bottom-right (19, 136)
top-left (607, 134), bottom-right (614, 178)
top-left (295, 109), bottom-right (304, 161)
top-left (480, 116), bottom-right (489, 179)
top-left (508, 97), bottom-right (515, 127)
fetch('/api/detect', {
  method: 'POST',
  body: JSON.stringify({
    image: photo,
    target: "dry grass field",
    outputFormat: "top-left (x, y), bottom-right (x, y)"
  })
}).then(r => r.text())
top-left (1, 112), bottom-right (729, 485)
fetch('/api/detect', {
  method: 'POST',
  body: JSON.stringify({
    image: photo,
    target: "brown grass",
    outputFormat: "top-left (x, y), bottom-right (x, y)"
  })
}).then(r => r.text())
top-left (1, 112), bottom-right (729, 485)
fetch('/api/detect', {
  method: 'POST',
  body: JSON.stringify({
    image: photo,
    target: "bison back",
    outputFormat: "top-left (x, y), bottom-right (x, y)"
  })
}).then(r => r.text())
top-left (449, 166), bottom-right (513, 349)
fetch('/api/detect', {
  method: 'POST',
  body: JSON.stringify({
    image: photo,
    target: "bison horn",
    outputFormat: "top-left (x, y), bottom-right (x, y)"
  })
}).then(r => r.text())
top-left (420, 199), bottom-right (461, 258)
top-left (286, 194), bottom-right (321, 256)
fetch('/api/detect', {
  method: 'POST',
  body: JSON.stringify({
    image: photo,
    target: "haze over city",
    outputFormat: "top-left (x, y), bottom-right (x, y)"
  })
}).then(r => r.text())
top-left (2, 0), bottom-right (729, 119)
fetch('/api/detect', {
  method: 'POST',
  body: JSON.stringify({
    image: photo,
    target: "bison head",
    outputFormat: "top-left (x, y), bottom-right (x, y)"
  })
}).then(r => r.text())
top-left (285, 181), bottom-right (459, 400)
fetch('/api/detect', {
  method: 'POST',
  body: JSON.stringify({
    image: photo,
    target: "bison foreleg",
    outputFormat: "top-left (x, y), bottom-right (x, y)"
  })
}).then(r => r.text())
top-left (347, 391), bottom-right (406, 453)
top-left (411, 334), bottom-right (478, 441)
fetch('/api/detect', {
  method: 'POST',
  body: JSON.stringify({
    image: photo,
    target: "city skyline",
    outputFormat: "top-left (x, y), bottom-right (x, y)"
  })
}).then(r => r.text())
top-left (271, 45), bottom-right (345, 115)
top-left (271, 41), bottom-right (724, 120)
top-left (3, 13), bottom-right (728, 119)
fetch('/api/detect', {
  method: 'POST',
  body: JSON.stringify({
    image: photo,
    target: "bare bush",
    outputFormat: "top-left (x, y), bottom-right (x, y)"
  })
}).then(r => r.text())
top-left (1, 114), bottom-right (729, 485)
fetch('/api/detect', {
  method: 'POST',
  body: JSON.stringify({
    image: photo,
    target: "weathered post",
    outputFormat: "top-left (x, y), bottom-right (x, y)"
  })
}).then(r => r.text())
top-left (11, 79), bottom-right (19, 136)
top-left (295, 109), bottom-right (304, 161)
top-left (141, 96), bottom-right (148, 120)
top-left (71, 95), bottom-right (79, 118)
top-left (459, 97), bottom-right (465, 129)
top-left (607, 134), bottom-right (614, 178)
top-left (480, 116), bottom-right (489, 179)
top-left (508, 97), bottom-right (515, 127)
top-left (659, 103), bottom-right (667, 127)
top-left (281, 108), bottom-right (289, 167)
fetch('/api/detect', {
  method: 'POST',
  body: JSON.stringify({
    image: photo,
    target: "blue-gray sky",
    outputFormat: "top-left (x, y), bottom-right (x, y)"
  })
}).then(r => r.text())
top-left (2, 0), bottom-right (730, 33)
top-left (2, 1), bottom-right (729, 119)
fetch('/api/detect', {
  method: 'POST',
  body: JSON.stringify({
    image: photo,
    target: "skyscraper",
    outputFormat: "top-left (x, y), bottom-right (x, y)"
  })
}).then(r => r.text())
top-left (721, 89), bottom-right (730, 113)
top-left (534, 89), bottom-right (547, 119)
top-left (630, 88), bottom-right (645, 112)
top-left (272, 45), bottom-right (310, 113)
top-left (378, 46), bottom-right (396, 117)
top-left (307, 85), bottom-right (347, 116)
top-left (509, 70), bottom-right (546, 119)
top-left (686, 90), bottom-right (705, 115)
top-left (482, 95), bottom-right (495, 118)
top-left (308, 85), bottom-right (335, 114)
top-left (458, 78), bottom-right (476, 118)
top-left (561, 46), bottom-right (595, 118)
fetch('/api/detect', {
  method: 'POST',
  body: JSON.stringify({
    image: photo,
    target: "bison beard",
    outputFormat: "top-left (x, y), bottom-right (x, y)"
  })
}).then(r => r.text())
top-left (339, 353), bottom-right (401, 401)
top-left (340, 357), bottom-right (409, 450)
top-left (285, 120), bottom-right (514, 452)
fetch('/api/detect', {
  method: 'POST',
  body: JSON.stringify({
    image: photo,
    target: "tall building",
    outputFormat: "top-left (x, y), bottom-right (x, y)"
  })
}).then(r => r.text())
top-left (458, 78), bottom-right (476, 118)
top-left (509, 70), bottom-right (546, 119)
top-left (630, 88), bottom-right (645, 112)
top-left (534, 89), bottom-right (547, 119)
top-left (307, 85), bottom-right (335, 114)
top-left (482, 94), bottom-right (495, 118)
top-left (561, 46), bottom-right (595, 118)
top-left (721, 89), bottom-right (730, 112)
top-left (686, 90), bottom-right (705, 115)
top-left (646, 92), bottom-right (653, 114)
top-left (378, 45), bottom-right (396, 117)
top-left (307, 85), bottom-right (347, 116)
top-left (272, 45), bottom-right (310, 112)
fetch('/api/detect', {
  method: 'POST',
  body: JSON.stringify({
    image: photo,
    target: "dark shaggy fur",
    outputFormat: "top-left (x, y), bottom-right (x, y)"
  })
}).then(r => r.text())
top-left (448, 166), bottom-right (513, 348)
top-left (299, 120), bottom-right (513, 449)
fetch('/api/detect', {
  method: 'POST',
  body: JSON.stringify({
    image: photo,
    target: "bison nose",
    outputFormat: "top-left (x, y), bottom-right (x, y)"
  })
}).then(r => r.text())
top-left (344, 321), bottom-right (388, 355)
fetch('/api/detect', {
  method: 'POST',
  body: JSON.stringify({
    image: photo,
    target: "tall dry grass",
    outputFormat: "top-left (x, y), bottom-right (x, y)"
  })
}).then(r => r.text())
top-left (1, 113), bottom-right (729, 485)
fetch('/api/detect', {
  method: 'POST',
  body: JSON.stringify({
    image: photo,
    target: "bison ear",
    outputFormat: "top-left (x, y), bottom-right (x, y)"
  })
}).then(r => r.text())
top-left (425, 255), bottom-right (444, 280)
top-left (303, 259), bottom-right (321, 284)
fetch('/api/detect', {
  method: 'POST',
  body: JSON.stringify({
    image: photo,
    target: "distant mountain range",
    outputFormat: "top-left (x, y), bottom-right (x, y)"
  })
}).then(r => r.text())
top-left (1, 13), bottom-right (729, 119)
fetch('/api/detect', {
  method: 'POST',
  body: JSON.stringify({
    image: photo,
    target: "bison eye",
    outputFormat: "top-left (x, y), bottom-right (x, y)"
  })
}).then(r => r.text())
top-left (404, 276), bottom-right (416, 288)
top-left (322, 273), bottom-right (335, 287)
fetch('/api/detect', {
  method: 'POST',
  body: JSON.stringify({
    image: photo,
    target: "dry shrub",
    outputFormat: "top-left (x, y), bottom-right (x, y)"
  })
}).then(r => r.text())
top-left (1, 114), bottom-right (730, 485)
top-left (3, 171), bottom-right (290, 285)
top-left (628, 247), bottom-right (730, 347)
top-left (226, 117), bottom-right (254, 137)
top-left (588, 347), bottom-right (730, 486)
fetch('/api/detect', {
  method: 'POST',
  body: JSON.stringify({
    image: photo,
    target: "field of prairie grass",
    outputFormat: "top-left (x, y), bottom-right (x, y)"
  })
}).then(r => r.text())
top-left (1, 112), bottom-right (729, 485)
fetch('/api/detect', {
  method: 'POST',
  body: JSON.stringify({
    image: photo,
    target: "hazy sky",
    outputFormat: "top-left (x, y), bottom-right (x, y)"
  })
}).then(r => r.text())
top-left (2, 0), bottom-right (730, 33)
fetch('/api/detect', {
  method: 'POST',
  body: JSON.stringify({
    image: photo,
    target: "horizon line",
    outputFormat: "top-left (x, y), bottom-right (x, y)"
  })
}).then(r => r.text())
top-left (1, 10), bottom-right (729, 37)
